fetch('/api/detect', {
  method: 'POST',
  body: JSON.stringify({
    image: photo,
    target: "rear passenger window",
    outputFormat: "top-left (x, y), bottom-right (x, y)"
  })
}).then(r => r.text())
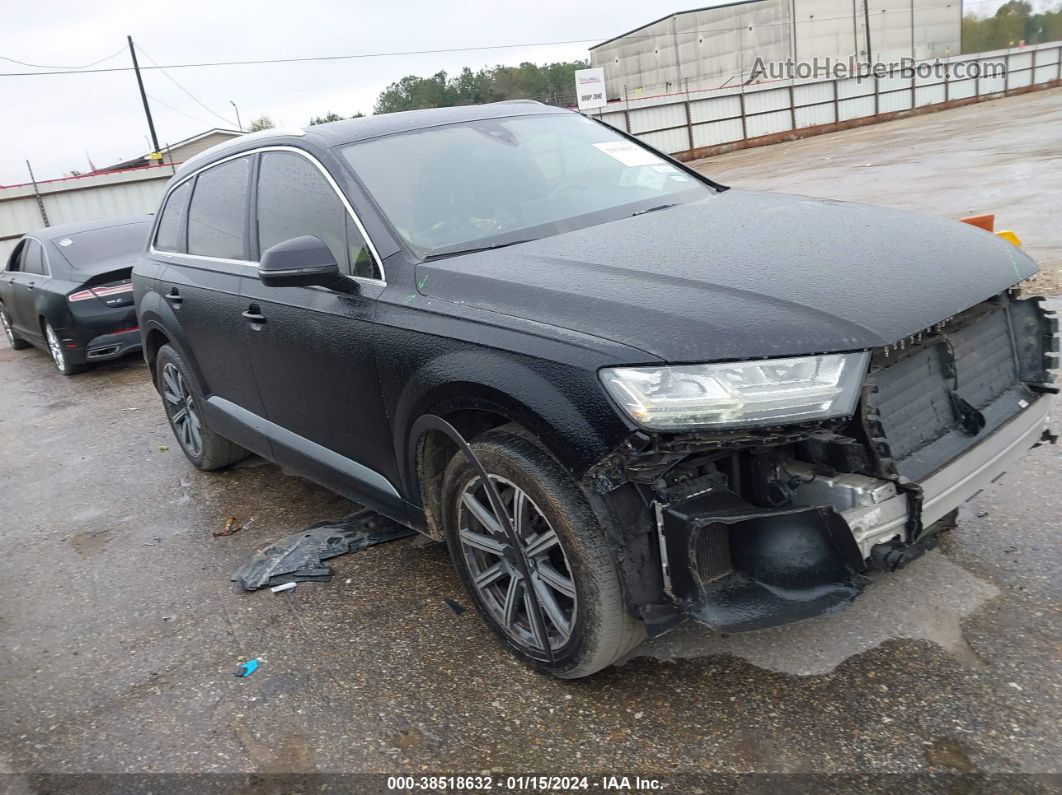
top-left (22, 241), bottom-right (47, 276)
top-left (256, 151), bottom-right (378, 279)
top-left (188, 157), bottom-right (250, 260)
top-left (155, 180), bottom-right (191, 253)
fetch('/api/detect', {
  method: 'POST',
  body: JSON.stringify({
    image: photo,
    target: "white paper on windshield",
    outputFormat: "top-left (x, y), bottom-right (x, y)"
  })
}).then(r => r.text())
top-left (593, 141), bottom-right (664, 168)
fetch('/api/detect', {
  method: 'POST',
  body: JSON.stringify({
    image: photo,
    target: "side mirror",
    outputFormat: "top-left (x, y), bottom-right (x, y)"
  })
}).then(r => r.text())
top-left (258, 236), bottom-right (356, 292)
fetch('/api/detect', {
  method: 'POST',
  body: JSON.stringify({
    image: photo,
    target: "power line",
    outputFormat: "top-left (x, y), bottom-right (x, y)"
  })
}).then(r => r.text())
top-left (146, 92), bottom-right (216, 127)
top-left (0, 6), bottom-right (1003, 79)
top-left (0, 45), bottom-right (126, 70)
top-left (1, 38), bottom-right (602, 77)
top-left (135, 44), bottom-right (240, 128)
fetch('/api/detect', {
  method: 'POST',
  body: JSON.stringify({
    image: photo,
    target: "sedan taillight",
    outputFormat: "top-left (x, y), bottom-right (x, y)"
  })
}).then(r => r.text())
top-left (69, 283), bottom-right (134, 303)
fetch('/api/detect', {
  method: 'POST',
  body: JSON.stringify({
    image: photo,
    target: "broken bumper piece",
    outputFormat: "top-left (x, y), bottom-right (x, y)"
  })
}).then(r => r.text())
top-left (659, 491), bottom-right (867, 633)
top-left (232, 510), bottom-right (415, 590)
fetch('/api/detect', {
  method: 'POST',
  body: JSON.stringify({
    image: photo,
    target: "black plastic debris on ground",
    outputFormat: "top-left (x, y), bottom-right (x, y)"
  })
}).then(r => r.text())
top-left (444, 598), bottom-right (467, 615)
top-left (232, 510), bottom-right (415, 591)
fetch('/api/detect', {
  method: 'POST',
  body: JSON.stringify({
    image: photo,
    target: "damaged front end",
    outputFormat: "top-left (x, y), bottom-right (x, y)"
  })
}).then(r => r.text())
top-left (589, 292), bottom-right (1058, 636)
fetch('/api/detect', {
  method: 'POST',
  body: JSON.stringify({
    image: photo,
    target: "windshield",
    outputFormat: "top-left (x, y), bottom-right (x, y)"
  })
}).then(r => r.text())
top-left (340, 113), bottom-right (715, 258)
top-left (53, 221), bottom-right (151, 269)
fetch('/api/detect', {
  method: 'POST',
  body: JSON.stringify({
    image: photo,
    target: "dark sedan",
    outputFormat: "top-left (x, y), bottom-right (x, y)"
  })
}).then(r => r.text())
top-left (0, 215), bottom-right (151, 375)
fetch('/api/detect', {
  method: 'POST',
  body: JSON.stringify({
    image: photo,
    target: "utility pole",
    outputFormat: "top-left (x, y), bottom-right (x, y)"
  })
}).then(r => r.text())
top-left (862, 0), bottom-right (874, 64)
top-left (127, 35), bottom-right (161, 158)
top-left (25, 161), bottom-right (49, 227)
top-left (230, 100), bottom-right (244, 132)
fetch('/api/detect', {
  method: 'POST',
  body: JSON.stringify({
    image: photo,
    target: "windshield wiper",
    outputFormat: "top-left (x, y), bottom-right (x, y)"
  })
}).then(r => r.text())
top-left (423, 239), bottom-right (537, 260)
top-left (631, 203), bottom-right (678, 217)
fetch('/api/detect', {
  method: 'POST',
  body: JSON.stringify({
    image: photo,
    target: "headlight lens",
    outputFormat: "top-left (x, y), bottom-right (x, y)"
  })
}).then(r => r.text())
top-left (600, 352), bottom-right (869, 430)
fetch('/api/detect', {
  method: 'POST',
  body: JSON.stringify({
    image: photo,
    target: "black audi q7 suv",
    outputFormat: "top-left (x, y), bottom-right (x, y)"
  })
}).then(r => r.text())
top-left (133, 101), bottom-right (1057, 677)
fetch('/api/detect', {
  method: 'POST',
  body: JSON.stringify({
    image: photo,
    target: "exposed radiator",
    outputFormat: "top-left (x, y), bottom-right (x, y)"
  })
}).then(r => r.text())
top-left (864, 303), bottom-right (1038, 482)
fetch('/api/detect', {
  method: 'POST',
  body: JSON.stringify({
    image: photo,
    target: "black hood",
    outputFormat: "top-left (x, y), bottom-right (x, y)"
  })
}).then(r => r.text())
top-left (417, 189), bottom-right (1038, 363)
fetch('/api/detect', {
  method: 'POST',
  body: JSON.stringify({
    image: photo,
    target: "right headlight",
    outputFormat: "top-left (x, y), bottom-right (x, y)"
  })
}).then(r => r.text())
top-left (600, 352), bottom-right (869, 431)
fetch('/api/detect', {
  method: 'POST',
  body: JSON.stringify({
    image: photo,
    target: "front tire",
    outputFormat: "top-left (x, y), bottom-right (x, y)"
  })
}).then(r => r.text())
top-left (441, 427), bottom-right (645, 678)
top-left (156, 344), bottom-right (248, 470)
top-left (0, 304), bottom-right (29, 350)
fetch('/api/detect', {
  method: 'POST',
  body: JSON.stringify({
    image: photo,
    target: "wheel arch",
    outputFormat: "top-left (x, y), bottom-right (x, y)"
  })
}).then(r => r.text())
top-left (136, 291), bottom-right (204, 391)
top-left (143, 327), bottom-right (171, 386)
top-left (395, 349), bottom-right (628, 539)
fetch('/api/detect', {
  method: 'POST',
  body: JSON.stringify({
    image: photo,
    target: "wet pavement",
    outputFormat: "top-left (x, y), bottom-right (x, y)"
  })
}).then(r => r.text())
top-left (690, 89), bottom-right (1062, 296)
top-left (2, 92), bottom-right (1061, 785)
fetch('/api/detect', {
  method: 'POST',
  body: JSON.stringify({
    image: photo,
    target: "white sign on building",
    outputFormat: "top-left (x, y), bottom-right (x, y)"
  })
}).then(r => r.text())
top-left (574, 68), bottom-right (607, 111)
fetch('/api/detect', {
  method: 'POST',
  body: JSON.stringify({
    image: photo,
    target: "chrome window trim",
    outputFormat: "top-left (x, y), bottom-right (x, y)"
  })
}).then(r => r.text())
top-left (178, 127), bottom-right (305, 176)
top-left (150, 145), bottom-right (386, 287)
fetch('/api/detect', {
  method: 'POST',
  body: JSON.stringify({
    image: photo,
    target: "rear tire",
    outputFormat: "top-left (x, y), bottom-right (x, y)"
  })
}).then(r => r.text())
top-left (0, 305), bottom-right (29, 350)
top-left (44, 321), bottom-right (85, 376)
top-left (441, 427), bottom-right (645, 678)
top-left (156, 343), bottom-right (248, 470)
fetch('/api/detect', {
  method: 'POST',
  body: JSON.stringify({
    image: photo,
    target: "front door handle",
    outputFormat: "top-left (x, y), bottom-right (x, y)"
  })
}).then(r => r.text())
top-left (26, 282), bottom-right (35, 290)
top-left (242, 305), bottom-right (267, 324)
top-left (164, 288), bottom-right (183, 305)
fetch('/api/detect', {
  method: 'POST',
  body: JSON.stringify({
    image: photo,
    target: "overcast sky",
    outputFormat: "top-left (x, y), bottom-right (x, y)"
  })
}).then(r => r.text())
top-left (0, 0), bottom-right (1027, 184)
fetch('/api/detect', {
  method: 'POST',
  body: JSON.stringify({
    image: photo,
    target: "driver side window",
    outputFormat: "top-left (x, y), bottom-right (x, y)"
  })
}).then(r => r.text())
top-left (255, 151), bottom-right (379, 280)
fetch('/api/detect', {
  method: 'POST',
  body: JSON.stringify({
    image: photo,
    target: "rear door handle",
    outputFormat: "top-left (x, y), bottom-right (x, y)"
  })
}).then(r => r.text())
top-left (242, 305), bottom-right (267, 324)
top-left (164, 289), bottom-right (183, 305)
top-left (26, 282), bottom-right (35, 290)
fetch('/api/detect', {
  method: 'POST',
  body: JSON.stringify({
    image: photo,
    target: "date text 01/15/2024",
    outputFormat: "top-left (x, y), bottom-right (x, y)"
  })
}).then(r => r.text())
top-left (385, 775), bottom-right (664, 790)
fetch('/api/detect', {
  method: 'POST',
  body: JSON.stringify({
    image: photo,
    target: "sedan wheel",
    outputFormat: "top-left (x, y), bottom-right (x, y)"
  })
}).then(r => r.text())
top-left (457, 475), bottom-right (577, 655)
top-left (44, 323), bottom-right (69, 373)
top-left (161, 361), bottom-right (203, 458)
top-left (0, 307), bottom-right (23, 349)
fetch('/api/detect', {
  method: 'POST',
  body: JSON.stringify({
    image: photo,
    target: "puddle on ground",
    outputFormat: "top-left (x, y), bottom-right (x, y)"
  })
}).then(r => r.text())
top-left (69, 529), bottom-right (112, 556)
top-left (923, 737), bottom-right (978, 772)
top-left (627, 550), bottom-right (998, 675)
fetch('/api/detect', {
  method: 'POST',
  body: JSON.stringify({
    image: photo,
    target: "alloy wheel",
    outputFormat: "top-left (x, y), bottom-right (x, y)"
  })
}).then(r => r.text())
top-left (457, 475), bottom-right (577, 654)
top-left (0, 309), bottom-right (13, 347)
top-left (44, 323), bottom-right (66, 373)
top-left (161, 362), bottom-right (203, 457)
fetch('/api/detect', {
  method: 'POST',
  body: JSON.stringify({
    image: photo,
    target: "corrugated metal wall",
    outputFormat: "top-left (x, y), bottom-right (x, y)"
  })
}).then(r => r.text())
top-left (591, 0), bottom-right (962, 100)
top-left (0, 166), bottom-right (174, 262)
top-left (590, 42), bottom-right (1061, 157)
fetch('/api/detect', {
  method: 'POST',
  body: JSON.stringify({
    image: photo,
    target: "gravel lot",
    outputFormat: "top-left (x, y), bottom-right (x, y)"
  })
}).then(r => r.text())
top-left (1, 89), bottom-right (1059, 788)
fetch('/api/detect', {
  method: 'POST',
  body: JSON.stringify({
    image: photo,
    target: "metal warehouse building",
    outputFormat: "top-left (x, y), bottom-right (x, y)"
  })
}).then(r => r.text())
top-left (590, 0), bottom-right (962, 99)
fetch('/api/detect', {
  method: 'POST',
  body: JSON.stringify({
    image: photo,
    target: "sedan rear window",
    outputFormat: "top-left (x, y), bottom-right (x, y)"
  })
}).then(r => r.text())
top-left (53, 222), bottom-right (151, 269)
top-left (340, 113), bottom-right (715, 259)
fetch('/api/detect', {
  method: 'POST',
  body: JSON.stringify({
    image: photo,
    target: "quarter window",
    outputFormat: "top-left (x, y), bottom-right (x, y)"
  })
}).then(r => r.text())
top-left (21, 240), bottom-right (47, 276)
top-left (187, 157), bottom-right (250, 260)
top-left (155, 180), bottom-right (191, 253)
top-left (256, 151), bottom-right (377, 279)
top-left (6, 242), bottom-right (24, 272)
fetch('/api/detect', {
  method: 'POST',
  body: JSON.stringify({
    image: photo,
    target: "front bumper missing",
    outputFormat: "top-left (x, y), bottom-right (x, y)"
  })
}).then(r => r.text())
top-left (659, 491), bottom-right (867, 633)
top-left (834, 393), bottom-right (1050, 558)
top-left (656, 395), bottom-right (1051, 633)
